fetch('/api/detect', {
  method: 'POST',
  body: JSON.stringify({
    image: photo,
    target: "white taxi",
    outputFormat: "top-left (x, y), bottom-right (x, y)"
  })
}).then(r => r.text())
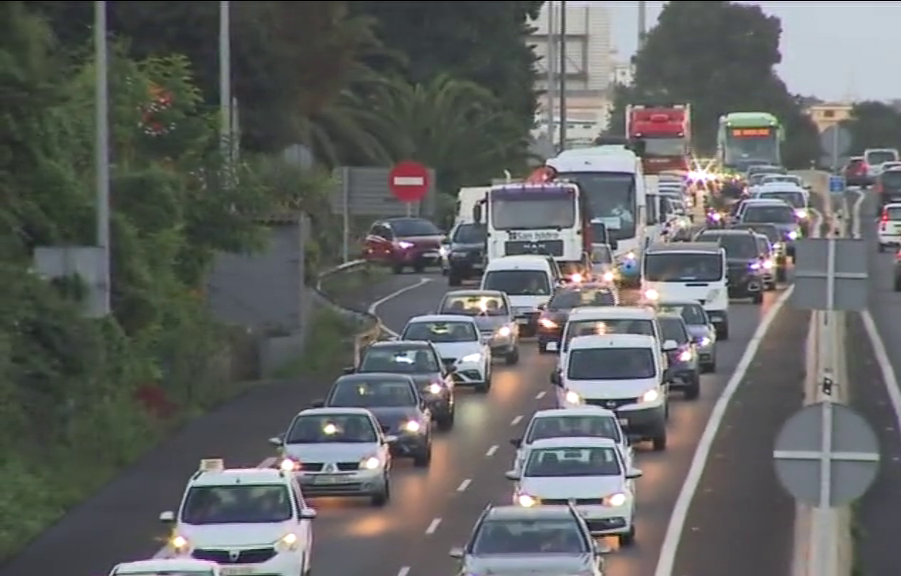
top-left (400, 314), bottom-right (491, 392)
top-left (159, 459), bottom-right (316, 576)
top-left (505, 437), bottom-right (642, 546)
top-left (878, 203), bottom-right (901, 251)
top-left (109, 559), bottom-right (220, 576)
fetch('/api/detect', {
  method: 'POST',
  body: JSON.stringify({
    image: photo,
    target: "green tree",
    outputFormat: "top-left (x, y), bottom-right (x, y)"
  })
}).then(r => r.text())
top-left (843, 101), bottom-right (901, 155)
top-left (611, 1), bottom-right (820, 166)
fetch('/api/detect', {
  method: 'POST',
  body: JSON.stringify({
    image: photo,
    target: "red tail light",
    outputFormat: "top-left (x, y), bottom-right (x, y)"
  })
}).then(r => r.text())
top-left (882, 210), bottom-right (889, 222)
top-left (895, 249), bottom-right (901, 261)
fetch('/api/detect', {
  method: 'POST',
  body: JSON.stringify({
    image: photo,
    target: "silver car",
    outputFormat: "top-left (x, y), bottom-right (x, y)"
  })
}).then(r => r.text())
top-left (656, 300), bottom-right (717, 373)
top-left (449, 505), bottom-right (608, 576)
top-left (269, 407), bottom-right (393, 506)
top-left (437, 289), bottom-right (520, 365)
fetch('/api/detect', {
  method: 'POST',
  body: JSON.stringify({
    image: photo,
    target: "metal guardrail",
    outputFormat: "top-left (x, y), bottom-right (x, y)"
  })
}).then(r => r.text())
top-left (313, 259), bottom-right (388, 365)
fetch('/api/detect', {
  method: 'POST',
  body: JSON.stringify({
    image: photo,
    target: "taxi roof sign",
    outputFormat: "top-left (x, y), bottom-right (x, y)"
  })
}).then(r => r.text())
top-left (199, 458), bottom-right (225, 472)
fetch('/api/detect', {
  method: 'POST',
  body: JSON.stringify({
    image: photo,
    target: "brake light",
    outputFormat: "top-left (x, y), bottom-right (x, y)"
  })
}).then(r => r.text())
top-left (882, 210), bottom-right (889, 223)
top-left (896, 249), bottom-right (901, 261)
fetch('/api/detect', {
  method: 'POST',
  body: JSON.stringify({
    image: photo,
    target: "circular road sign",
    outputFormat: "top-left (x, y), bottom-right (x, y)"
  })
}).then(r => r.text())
top-left (389, 160), bottom-right (430, 203)
top-left (773, 401), bottom-right (880, 507)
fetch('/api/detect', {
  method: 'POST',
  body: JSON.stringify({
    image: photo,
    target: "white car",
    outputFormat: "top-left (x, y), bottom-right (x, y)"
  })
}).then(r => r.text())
top-left (400, 314), bottom-right (492, 392)
top-left (510, 407), bottom-right (633, 476)
top-left (109, 559), bottom-right (220, 576)
top-left (270, 407), bottom-right (393, 505)
top-left (878, 203), bottom-right (901, 251)
top-left (159, 459), bottom-right (316, 576)
top-left (505, 437), bottom-right (642, 546)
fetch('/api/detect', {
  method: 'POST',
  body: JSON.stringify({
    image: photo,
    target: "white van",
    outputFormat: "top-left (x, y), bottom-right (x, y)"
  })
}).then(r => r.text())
top-left (640, 242), bottom-right (728, 335)
top-left (480, 255), bottom-right (560, 336)
top-left (551, 333), bottom-right (670, 451)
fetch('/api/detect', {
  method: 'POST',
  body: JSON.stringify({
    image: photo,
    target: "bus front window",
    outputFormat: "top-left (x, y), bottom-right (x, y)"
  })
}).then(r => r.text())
top-left (556, 172), bottom-right (636, 241)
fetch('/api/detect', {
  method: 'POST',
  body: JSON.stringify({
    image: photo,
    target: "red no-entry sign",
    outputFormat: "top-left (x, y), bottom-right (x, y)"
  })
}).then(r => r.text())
top-left (388, 160), bottom-right (430, 203)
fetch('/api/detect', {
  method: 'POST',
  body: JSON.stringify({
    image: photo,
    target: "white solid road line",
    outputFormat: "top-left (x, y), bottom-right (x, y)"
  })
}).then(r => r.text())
top-left (425, 518), bottom-right (442, 535)
top-left (397, 566), bottom-right (411, 576)
top-left (485, 444), bottom-right (499, 457)
top-left (457, 478), bottom-right (472, 492)
top-left (653, 285), bottom-right (796, 576)
top-left (851, 190), bottom-right (866, 238)
top-left (510, 415), bottom-right (523, 426)
top-left (367, 277), bottom-right (434, 337)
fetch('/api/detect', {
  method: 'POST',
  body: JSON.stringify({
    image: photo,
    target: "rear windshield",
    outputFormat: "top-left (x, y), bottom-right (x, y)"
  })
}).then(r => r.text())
top-left (882, 171), bottom-right (901, 188)
top-left (885, 206), bottom-right (901, 220)
top-left (696, 234), bottom-right (760, 259)
top-left (742, 205), bottom-right (795, 224)
top-left (760, 191), bottom-right (805, 208)
top-left (867, 150), bottom-right (898, 165)
top-left (391, 219), bottom-right (441, 237)
top-left (483, 270), bottom-right (550, 296)
top-left (548, 288), bottom-right (617, 310)
top-left (562, 318), bottom-right (654, 351)
top-left (658, 316), bottom-right (690, 344)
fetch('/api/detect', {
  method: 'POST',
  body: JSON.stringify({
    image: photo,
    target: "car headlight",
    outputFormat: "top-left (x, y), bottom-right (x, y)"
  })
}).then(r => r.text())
top-left (788, 230), bottom-right (798, 240)
top-left (403, 420), bottom-right (422, 433)
top-left (517, 494), bottom-right (539, 507)
top-left (538, 317), bottom-right (557, 329)
top-left (625, 251), bottom-right (636, 261)
top-left (426, 383), bottom-right (443, 395)
top-left (763, 259), bottom-right (774, 269)
top-left (602, 271), bottom-right (615, 282)
top-left (564, 389), bottom-right (582, 404)
top-left (640, 389), bottom-right (660, 403)
top-left (170, 534), bottom-right (191, 553)
top-left (359, 455), bottom-right (382, 470)
top-left (279, 458), bottom-right (300, 472)
top-left (275, 532), bottom-right (299, 552)
top-left (397, 240), bottom-right (414, 249)
top-left (795, 209), bottom-right (807, 219)
top-left (643, 288), bottom-right (659, 301)
top-left (699, 336), bottom-right (712, 347)
top-left (496, 326), bottom-right (512, 337)
top-left (439, 246), bottom-right (449, 257)
top-left (603, 492), bottom-right (627, 507)
top-left (460, 353), bottom-right (481, 363)
top-left (678, 349), bottom-right (693, 362)
top-left (749, 261), bottom-right (761, 270)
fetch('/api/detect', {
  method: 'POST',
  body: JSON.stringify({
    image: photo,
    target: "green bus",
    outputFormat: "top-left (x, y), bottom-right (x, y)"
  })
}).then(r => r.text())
top-left (716, 112), bottom-right (784, 171)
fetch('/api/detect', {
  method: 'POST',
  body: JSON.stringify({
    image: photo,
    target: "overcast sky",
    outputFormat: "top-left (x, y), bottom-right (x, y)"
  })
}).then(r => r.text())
top-left (601, 1), bottom-right (901, 102)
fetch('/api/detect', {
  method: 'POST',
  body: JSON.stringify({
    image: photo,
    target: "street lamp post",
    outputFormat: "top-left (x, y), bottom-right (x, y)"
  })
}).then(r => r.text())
top-left (94, 0), bottom-right (110, 316)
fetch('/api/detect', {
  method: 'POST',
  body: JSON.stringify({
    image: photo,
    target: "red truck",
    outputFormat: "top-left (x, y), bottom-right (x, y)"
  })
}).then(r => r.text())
top-left (626, 104), bottom-right (692, 175)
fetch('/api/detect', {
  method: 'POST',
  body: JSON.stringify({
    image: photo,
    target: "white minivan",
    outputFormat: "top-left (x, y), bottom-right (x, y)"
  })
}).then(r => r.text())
top-left (640, 242), bottom-right (728, 335)
top-left (480, 255), bottom-right (560, 336)
top-left (551, 334), bottom-right (670, 451)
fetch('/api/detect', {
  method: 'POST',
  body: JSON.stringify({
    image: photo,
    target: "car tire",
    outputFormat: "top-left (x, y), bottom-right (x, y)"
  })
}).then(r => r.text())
top-left (371, 478), bottom-right (391, 506)
top-left (684, 377), bottom-right (700, 400)
top-left (437, 411), bottom-right (455, 431)
top-left (505, 347), bottom-right (520, 366)
top-left (651, 432), bottom-right (667, 451)
top-left (752, 292), bottom-right (763, 304)
top-left (619, 525), bottom-right (636, 547)
top-left (413, 444), bottom-right (432, 467)
top-left (702, 360), bottom-right (716, 374)
top-left (392, 264), bottom-right (404, 274)
top-left (448, 271), bottom-right (462, 287)
top-left (765, 282), bottom-right (776, 292)
top-left (717, 323), bottom-right (729, 341)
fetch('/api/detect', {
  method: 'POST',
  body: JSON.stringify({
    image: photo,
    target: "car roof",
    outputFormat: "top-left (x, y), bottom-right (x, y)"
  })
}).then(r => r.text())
top-left (298, 406), bottom-right (376, 416)
top-left (112, 559), bottom-right (219, 574)
top-left (368, 340), bottom-right (433, 349)
top-left (483, 504), bottom-right (577, 521)
top-left (569, 333), bottom-right (657, 350)
top-left (531, 406), bottom-right (617, 419)
top-left (384, 216), bottom-right (431, 224)
top-left (189, 466), bottom-right (290, 487)
top-left (555, 283), bottom-right (614, 292)
top-left (758, 183), bottom-right (805, 191)
top-left (568, 305), bottom-right (655, 320)
top-left (332, 373), bottom-right (416, 384)
top-left (484, 255), bottom-right (553, 271)
top-left (697, 228), bottom-right (756, 236)
top-left (646, 242), bottom-right (721, 254)
top-left (407, 314), bottom-right (478, 324)
top-left (529, 436), bottom-right (618, 450)
top-left (444, 289), bottom-right (506, 298)
top-left (657, 299), bottom-right (706, 308)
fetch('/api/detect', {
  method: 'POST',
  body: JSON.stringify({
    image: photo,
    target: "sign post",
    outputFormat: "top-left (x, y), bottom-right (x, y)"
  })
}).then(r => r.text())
top-left (388, 161), bottom-right (430, 216)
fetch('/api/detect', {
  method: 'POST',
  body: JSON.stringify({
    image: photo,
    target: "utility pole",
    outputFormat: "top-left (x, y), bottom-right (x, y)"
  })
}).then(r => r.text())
top-left (545, 1), bottom-right (556, 147)
top-left (638, 1), bottom-right (647, 49)
top-left (219, 1), bottom-right (232, 168)
top-left (558, 0), bottom-right (567, 152)
top-left (94, 0), bottom-right (110, 316)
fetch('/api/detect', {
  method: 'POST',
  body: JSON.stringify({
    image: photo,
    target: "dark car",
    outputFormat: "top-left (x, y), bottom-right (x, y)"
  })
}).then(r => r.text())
top-left (877, 168), bottom-right (901, 209)
top-left (730, 223), bottom-right (787, 283)
top-left (351, 340), bottom-right (456, 430)
top-left (536, 284), bottom-right (618, 354)
top-left (895, 248), bottom-right (901, 291)
top-left (844, 156), bottom-right (869, 188)
top-left (656, 300), bottom-right (717, 372)
top-left (314, 373), bottom-right (433, 466)
top-left (738, 201), bottom-right (802, 258)
top-left (694, 229), bottom-right (764, 303)
top-left (657, 314), bottom-right (700, 400)
top-left (443, 222), bottom-right (486, 286)
top-left (363, 217), bottom-right (444, 274)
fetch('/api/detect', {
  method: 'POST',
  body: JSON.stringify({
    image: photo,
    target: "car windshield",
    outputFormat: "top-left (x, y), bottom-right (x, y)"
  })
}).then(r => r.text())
top-left (471, 518), bottom-right (588, 555)
top-left (867, 150), bottom-right (897, 165)
top-left (591, 245), bottom-right (613, 264)
top-left (562, 319), bottom-right (654, 351)
top-left (761, 191), bottom-right (805, 208)
top-left (743, 205), bottom-right (794, 223)
top-left (285, 413), bottom-right (378, 443)
top-left (439, 294), bottom-right (508, 317)
top-left (658, 317), bottom-right (690, 344)
top-left (643, 253), bottom-right (723, 282)
top-left (567, 347), bottom-right (655, 380)
top-left (401, 321), bottom-right (478, 343)
top-left (762, 176), bottom-right (799, 185)
top-left (328, 379), bottom-right (416, 408)
top-left (453, 223), bottom-right (486, 244)
top-left (548, 288), bottom-right (616, 310)
top-left (756, 237), bottom-right (771, 255)
top-left (180, 484), bottom-right (292, 525)
top-left (390, 218), bottom-right (441, 237)
top-left (526, 415), bottom-right (621, 444)
top-left (524, 446), bottom-right (622, 477)
top-left (732, 225), bottom-right (780, 243)
top-left (697, 234), bottom-right (760, 259)
top-left (656, 303), bottom-right (708, 325)
top-left (359, 346), bottom-right (439, 373)
top-left (483, 270), bottom-right (550, 296)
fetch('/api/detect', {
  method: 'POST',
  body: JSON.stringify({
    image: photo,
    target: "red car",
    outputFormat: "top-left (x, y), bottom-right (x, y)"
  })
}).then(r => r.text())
top-left (844, 157), bottom-right (870, 188)
top-left (364, 217), bottom-right (445, 273)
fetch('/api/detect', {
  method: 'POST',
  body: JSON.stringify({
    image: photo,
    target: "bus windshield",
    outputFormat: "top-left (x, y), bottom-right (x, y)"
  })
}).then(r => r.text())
top-left (724, 130), bottom-right (780, 166)
top-left (556, 172), bottom-right (636, 241)
top-left (490, 190), bottom-right (575, 230)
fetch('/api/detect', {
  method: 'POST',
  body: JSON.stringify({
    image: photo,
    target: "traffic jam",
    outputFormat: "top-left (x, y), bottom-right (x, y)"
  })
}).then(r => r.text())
top-left (113, 106), bottom-right (816, 576)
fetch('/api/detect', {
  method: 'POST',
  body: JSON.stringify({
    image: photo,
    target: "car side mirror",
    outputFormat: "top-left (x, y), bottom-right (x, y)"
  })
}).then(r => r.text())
top-left (537, 303), bottom-right (546, 310)
top-left (449, 547), bottom-right (465, 559)
top-left (384, 435), bottom-right (398, 444)
top-left (510, 438), bottom-right (522, 448)
top-left (504, 470), bottom-right (521, 481)
top-left (159, 511), bottom-right (175, 523)
top-left (610, 239), bottom-right (618, 250)
top-left (550, 371), bottom-right (562, 386)
top-left (342, 366), bottom-right (355, 375)
top-left (662, 339), bottom-right (678, 352)
top-left (445, 365), bottom-right (457, 374)
top-left (310, 399), bottom-right (324, 408)
top-left (299, 508), bottom-right (318, 520)
top-left (268, 434), bottom-right (285, 447)
top-left (472, 203), bottom-right (483, 224)
top-left (626, 468), bottom-right (644, 480)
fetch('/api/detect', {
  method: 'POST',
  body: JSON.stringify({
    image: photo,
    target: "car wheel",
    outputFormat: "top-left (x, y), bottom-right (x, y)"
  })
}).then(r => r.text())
top-left (684, 377), bottom-right (700, 400)
top-left (437, 411), bottom-right (455, 431)
top-left (476, 367), bottom-right (491, 392)
top-left (702, 360), bottom-right (716, 374)
top-left (776, 268), bottom-right (787, 283)
top-left (371, 477), bottom-right (390, 506)
top-left (619, 524), bottom-right (636, 547)
top-left (652, 432), bottom-right (667, 451)
top-left (413, 444), bottom-right (432, 467)
top-left (505, 347), bottom-right (520, 366)
top-left (752, 292), bottom-right (763, 304)
top-left (717, 324), bottom-right (729, 341)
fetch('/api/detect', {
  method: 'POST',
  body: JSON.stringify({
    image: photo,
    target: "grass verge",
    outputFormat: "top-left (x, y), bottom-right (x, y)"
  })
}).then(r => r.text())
top-left (319, 264), bottom-right (388, 304)
top-left (271, 306), bottom-right (363, 379)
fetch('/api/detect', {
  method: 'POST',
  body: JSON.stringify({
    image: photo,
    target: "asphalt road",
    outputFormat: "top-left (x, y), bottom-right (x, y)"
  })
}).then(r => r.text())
top-left (846, 188), bottom-right (901, 576)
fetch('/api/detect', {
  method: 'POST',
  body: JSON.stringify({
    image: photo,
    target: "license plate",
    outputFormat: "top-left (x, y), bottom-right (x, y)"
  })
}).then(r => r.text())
top-left (312, 474), bottom-right (341, 484)
top-left (222, 568), bottom-right (255, 576)
top-left (517, 318), bottom-right (529, 325)
top-left (618, 418), bottom-right (629, 426)
top-left (546, 341), bottom-right (558, 351)
top-left (423, 251), bottom-right (439, 258)
top-left (711, 317), bottom-right (722, 323)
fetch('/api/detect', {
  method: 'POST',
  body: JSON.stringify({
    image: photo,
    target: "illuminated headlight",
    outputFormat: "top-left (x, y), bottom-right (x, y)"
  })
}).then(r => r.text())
top-left (496, 326), bottom-right (512, 337)
top-left (426, 383), bottom-right (443, 395)
top-left (643, 288), bottom-right (659, 301)
top-left (538, 317), bottom-right (557, 329)
top-left (571, 272), bottom-right (583, 283)
top-left (795, 209), bottom-right (807, 219)
top-left (749, 261), bottom-right (761, 270)
top-left (170, 534), bottom-right (190, 553)
top-left (439, 246), bottom-right (449, 257)
top-left (460, 353), bottom-right (481, 363)
top-left (602, 271), bottom-right (614, 282)
top-left (279, 458), bottom-right (300, 472)
top-left (710, 212), bottom-right (722, 221)
top-left (699, 337), bottom-right (712, 347)
top-left (678, 349), bottom-right (693, 362)
top-left (359, 455), bottom-right (382, 470)
top-left (564, 389), bottom-right (582, 404)
top-left (517, 494), bottom-right (539, 507)
top-left (603, 492), bottom-right (628, 507)
top-left (763, 259), bottom-right (774, 270)
top-left (788, 230), bottom-right (799, 240)
top-left (625, 251), bottom-right (636, 261)
top-left (640, 389), bottom-right (660, 403)
top-left (275, 533), bottom-right (299, 552)
top-left (397, 240), bottom-right (414, 249)
top-left (403, 420), bottom-right (422, 433)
